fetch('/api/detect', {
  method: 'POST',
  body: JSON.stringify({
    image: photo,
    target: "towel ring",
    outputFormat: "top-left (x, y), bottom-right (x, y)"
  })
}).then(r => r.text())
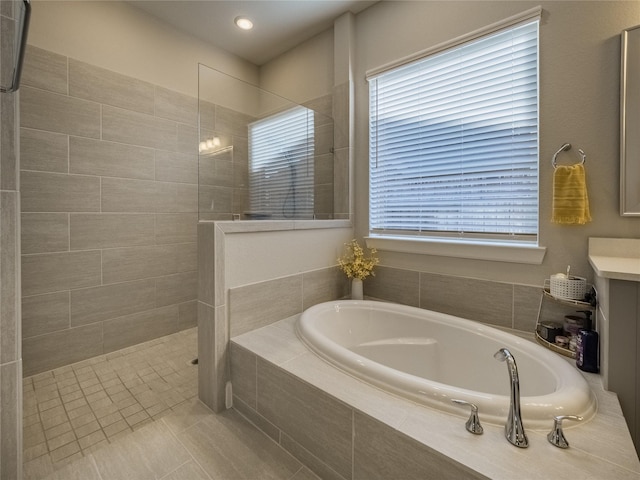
top-left (552, 143), bottom-right (586, 168)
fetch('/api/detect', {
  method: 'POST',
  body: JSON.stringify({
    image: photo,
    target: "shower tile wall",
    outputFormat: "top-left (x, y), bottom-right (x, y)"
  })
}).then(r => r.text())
top-left (1, 1), bottom-right (24, 478)
top-left (19, 45), bottom-right (198, 377)
top-left (198, 93), bottom-right (335, 221)
top-left (198, 101), bottom-right (253, 221)
top-left (304, 93), bottom-right (335, 220)
top-left (364, 265), bottom-right (576, 334)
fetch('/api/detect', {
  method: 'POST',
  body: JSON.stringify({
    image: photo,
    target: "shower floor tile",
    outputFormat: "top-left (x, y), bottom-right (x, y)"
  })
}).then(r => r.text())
top-left (22, 327), bottom-right (316, 480)
top-left (23, 328), bottom-right (198, 470)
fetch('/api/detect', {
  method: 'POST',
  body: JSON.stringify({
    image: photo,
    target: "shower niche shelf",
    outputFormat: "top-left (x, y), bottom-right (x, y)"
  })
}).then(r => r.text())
top-left (534, 280), bottom-right (597, 359)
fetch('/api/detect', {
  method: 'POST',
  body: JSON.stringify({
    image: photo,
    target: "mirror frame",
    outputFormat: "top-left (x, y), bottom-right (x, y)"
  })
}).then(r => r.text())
top-left (620, 25), bottom-right (640, 216)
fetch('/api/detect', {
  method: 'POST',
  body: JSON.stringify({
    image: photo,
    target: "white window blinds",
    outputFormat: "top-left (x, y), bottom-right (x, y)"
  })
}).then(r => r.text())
top-left (249, 106), bottom-right (315, 219)
top-left (369, 20), bottom-right (539, 240)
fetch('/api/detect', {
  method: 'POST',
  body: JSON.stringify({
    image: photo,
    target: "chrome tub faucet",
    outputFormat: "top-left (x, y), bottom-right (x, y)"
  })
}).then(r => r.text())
top-left (494, 347), bottom-right (529, 448)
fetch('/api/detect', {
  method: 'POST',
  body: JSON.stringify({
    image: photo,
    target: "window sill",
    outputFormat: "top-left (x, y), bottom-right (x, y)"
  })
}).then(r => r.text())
top-left (365, 235), bottom-right (546, 265)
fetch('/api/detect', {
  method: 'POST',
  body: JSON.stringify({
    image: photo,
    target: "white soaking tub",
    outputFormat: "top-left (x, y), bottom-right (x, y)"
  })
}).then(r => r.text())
top-left (296, 300), bottom-right (596, 428)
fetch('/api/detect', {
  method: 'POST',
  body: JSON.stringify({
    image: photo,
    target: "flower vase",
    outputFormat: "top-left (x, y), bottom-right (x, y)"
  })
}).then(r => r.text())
top-left (351, 278), bottom-right (364, 300)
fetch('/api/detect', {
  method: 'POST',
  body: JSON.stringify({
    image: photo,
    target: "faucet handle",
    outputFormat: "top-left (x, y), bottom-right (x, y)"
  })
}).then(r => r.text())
top-left (547, 415), bottom-right (583, 448)
top-left (451, 399), bottom-right (483, 435)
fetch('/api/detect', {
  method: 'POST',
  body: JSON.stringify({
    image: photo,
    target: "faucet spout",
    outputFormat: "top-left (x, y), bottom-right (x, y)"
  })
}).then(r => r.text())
top-left (494, 348), bottom-right (529, 448)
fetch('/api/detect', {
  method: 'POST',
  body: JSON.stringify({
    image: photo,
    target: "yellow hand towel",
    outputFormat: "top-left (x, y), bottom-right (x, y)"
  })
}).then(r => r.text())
top-left (552, 164), bottom-right (592, 225)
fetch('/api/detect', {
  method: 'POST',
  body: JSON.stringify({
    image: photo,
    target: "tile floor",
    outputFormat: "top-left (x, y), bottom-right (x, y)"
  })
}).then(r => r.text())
top-left (22, 328), bottom-right (316, 480)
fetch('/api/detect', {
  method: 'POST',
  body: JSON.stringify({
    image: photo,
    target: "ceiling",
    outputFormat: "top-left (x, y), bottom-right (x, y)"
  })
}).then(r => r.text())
top-left (128, 0), bottom-right (378, 66)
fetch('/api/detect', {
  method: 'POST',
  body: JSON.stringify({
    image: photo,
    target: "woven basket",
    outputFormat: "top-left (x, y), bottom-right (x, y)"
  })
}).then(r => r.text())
top-left (550, 275), bottom-right (587, 301)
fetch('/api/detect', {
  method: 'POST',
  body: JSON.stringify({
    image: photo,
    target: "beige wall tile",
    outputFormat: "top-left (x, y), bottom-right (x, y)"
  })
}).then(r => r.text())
top-left (257, 358), bottom-right (352, 479)
top-left (230, 343), bottom-right (257, 409)
top-left (0, 192), bottom-right (19, 363)
top-left (198, 152), bottom-right (233, 187)
top-left (420, 273), bottom-right (513, 328)
top-left (101, 177), bottom-right (156, 213)
top-left (364, 266), bottom-right (420, 307)
top-left (155, 86), bottom-right (197, 126)
top-left (314, 184), bottom-right (334, 217)
top-left (314, 152), bottom-right (334, 186)
top-left (70, 137), bottom-right (154, 180)
top-left (102, 305), bottom-right (179, 353)
top-left (333, 82), bottom-right (350, 151)
top-left (177, 123), bottom-right (198, 154)
top-left (101, 243), bottom-right (196, 284)
top-left (302, 267), bottom-right (348, 310)
top-left (514, 284), bottom-right (541, 333)
top-left (198, 101), bottom-right (215, 131)
top-left (20, 128), bottom-right (68, 173)
top-left (155, 182), bottom-right (197, 213)
top-left (229, 274), bottom-right (303, 337)
top-left (21, 213), bottom-right (69, 254)
top-left (70, 213), bottom-right (155, 250)
top-left (178, 301), bottom-right (197, 330)
top-left (102, 105), bottom-right (177, 151)
top-left (0, 16), bottom-right (14, 88)
top-left (70, 279), bottom-right (156, 327)
top-left (1, 90), bottom-right (17, 191)
top-left (22, 291), bottom-right (70, 339)
top-left (197, 223), bottom-right (215, 307)
top-left (155, 272), bottom-right (197, 307)
top-left (0, 361), bottom-right (22, 480)
top-left (23, 323), bottom-right (103, 376)
top-left (1, 15), bottom-right (23, 477)
top-left (353, 412), bottom-right (485, 480)
top-left (69, 59), bottom-right (154, 114)
top-left (22, 251), bottom-right (102, 297)
top-left (304, 93), bottom-right (333, 120)
top-left (0, 1), bottom-right (12, 19)
top-left (20, 86), bottom-right (100, 138)
top-left (280, 433), bottom-right (344, 480)
top-left (155, 150), bottom-right (197, 184)
top-left (155, 213), bottom-right (197, 245)
top-left (215, 106), bottom-right (253, 137)
top-left (333, 147), bottom-right (350, 216)
top-left (198, 185), bottom-right (232, 216)
top-left (314, 123), bottom-right (334, 156)
top-left (21, 171), bottom-right (100, 212)
top-left (197, 301), bottom-right (216, 409)
top-left (233, 157), bottom-right (248, 189)
top-left (22, 45), bottom-right (68, 94)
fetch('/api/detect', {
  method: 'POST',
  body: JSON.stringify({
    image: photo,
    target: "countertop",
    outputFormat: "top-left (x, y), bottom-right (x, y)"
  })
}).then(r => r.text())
top-left (588, 237), bottom-right (640, 282)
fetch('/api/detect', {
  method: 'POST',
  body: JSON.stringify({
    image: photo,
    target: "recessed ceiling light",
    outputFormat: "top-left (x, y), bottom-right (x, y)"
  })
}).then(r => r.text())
top-left (234, 16), bottom-right (253, 30)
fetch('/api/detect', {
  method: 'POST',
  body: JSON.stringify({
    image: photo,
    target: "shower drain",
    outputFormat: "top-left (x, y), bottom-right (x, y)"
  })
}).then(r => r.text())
top-left (190, 358), bottom-right (198, 365)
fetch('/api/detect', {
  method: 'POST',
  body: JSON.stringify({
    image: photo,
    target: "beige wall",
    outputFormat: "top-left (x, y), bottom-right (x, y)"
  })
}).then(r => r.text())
top-left (353, 1), bottom-right (640, 286)
top-left (27, 0), bottom-right (259, 97)
top-left (259, 28), bottom-right (335, 104)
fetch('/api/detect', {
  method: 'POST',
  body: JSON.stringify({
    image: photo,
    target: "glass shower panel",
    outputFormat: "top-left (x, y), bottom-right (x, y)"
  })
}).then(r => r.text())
top-left (198, 63), bottom-right (334, 221)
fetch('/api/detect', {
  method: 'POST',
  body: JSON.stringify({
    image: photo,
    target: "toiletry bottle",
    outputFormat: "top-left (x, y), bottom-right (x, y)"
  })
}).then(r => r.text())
top-left (576, 310), bottom-right (599, 373)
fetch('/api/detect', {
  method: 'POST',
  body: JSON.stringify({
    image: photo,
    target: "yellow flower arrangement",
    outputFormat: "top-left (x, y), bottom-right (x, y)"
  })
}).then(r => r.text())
top-left (338, 239), bottom-right (379, 280)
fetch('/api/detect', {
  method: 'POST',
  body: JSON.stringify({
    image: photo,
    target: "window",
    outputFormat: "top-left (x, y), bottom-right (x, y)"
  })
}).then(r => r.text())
top-left (368, 19), bottom-right (539, 243)
top-left (249, 106), bottom-right (315, 219)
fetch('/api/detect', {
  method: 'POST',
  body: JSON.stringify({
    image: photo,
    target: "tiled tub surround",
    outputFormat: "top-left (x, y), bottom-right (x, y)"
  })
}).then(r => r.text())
top-left (19, 45), bottom-right (199, 375)
top-left (231, 316), bottom-right (640, 480)
top-left (362, 265), bottom-right (587, 333)
top-left (197, 220), bottom-right (351, 412)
